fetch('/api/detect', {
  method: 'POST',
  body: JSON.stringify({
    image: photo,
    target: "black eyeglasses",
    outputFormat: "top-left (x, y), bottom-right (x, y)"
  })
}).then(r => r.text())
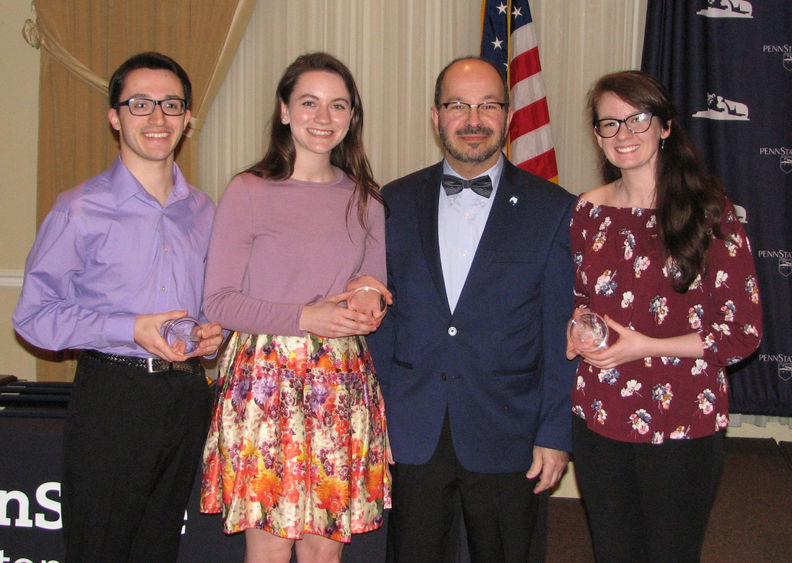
top-left (594, 112), bottom-right (653, 138)
top-left (439, 101), bottom-right (508, 117)
top-left (115, 97), bottom-right (187, 116)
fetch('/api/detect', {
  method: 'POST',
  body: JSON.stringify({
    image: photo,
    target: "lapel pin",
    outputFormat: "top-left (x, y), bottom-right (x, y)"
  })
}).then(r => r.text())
top-left (509, 195), bottom-right (519, 206)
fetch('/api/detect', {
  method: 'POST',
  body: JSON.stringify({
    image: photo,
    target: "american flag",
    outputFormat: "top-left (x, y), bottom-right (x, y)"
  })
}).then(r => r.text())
top-left (480, 0), bottom-right (558, 182)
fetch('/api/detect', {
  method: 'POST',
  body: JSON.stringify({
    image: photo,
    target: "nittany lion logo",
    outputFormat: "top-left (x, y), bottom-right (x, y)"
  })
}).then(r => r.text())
top-left (784, 53), bottom-right (792, 72)
top-left (779, 257), bottom-right (792, 278)
top-left (697, 0), bottom-right (753, 18)
top-left (732, 204), bottom-right (747, 223)
top-left (692, 93), bottom-right (750, 121)
top-left (781, 156), bottom-right (792, 174)
top-left (779, 363), bottom-right (792, 382)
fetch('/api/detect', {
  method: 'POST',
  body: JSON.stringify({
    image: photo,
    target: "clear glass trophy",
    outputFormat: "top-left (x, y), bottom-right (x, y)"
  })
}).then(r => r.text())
top-left (568, 312), bottom-right (609, 352)
top-left (160, 316), bottom-right (201, 354)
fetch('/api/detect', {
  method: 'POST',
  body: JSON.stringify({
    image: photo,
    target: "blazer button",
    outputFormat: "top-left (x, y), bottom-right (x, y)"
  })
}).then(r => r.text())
top-left (448, 326), bottom-right (458, 336)
top-left (441, 373), bottom-right (447, 381)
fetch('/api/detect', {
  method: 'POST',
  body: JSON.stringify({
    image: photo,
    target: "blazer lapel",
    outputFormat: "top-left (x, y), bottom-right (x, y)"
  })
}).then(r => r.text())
top-left (416, 164), bottom-right (452, 313)
top-left (455, 160), bottom-right (522, 311)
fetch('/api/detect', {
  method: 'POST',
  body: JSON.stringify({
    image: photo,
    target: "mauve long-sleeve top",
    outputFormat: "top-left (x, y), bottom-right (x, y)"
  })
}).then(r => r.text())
top-left (203, 172), bottom-right (386, 336)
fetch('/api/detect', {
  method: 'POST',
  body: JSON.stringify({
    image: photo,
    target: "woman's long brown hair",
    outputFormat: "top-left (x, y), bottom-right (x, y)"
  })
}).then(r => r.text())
top-left (588, 70), bottom-right (727, 292)
top-left (246, 52), bottom-right (384, 232)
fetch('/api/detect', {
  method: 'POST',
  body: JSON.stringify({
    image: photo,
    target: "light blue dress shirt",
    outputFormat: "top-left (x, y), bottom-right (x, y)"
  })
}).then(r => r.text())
top-left (438, 155), bottom-right (504, 312)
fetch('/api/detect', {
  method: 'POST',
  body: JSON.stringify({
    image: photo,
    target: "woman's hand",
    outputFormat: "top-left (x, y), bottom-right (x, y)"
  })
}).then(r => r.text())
top-left (347, 286), bottom-right (387, 320)
top-left (188, 321), bottom-right (224, 358)
top-left (578, 315), bottom-right (646, 369)
top-left (299, 292), bottom-right (381, 337)
top-left (582, 315), bottom-right (705, 369)
top-left (346, 275), bottom-right (392, 329)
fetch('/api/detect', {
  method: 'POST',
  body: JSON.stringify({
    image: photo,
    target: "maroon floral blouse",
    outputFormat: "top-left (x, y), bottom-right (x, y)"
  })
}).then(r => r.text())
top-left (570, 197), bottom-right (762, 444)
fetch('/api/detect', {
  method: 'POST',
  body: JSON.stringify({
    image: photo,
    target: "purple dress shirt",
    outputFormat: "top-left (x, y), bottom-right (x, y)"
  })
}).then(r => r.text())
top-left (13, 157), bottom-right (216, 358)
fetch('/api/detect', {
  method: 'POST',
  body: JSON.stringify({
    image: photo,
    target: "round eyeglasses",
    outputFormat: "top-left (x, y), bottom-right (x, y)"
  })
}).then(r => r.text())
top-left (439, 101), bottom-right (508, 117)
top-left (115, 97), bottom-right (187, 116)
top-left (594, 112), bottom-right (653, 138)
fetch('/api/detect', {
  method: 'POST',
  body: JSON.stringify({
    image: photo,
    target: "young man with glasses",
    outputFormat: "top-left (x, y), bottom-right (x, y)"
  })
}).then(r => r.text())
top-left (368, 57), bottom-right (577, 562)
top-left (13, 51), bottom-right (223, 562)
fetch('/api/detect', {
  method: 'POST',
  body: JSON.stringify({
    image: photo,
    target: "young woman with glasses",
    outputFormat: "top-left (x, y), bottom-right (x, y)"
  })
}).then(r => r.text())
top-left (566, 70), bottom-right (762, 561)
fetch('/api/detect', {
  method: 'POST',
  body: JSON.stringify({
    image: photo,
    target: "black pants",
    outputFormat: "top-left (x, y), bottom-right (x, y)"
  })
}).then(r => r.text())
top-left (388, 414), bottom-right (547, 563)
top-left (62, 353), bottom-right (213, 563)
top-left (572, 416), bottom-right (724, 563)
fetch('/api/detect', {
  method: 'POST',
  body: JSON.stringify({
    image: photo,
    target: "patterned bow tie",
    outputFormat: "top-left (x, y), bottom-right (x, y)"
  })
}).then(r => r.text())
top-left (441, 174), bottom-right (493, 198)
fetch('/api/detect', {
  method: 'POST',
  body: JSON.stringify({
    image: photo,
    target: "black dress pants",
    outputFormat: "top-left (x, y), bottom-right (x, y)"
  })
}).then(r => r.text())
top-left (62, 353), bottom-right (213, 563)
top-left (572, 416), bottom-right (724, 563)
top-left (388, 413), bottom-right (547, 563)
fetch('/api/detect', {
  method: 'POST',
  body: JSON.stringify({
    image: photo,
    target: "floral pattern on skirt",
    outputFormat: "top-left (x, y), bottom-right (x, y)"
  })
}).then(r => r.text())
top-left (200, 332), bottom-right (390, 542)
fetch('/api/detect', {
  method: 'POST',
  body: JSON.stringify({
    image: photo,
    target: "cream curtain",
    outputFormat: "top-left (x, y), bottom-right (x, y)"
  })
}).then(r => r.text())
top-left (27, 0), bottom-right (255, 380)
top-left (199, 0), bottom-right (648, 200)
top-left (25, 0), bottom-right (647, 380)
top-left (196, 5), bottom-right (650, 497)
top-left (531, 0), bottom-right (648, 193)
top-left (199, 0), bottom-right (479, 200)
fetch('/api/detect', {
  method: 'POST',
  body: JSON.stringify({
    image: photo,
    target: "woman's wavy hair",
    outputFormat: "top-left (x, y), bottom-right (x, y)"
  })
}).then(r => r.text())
top-left (587, 70), bottom-right (727, 292)
top-left (245, 52), bottom-right (383, 231)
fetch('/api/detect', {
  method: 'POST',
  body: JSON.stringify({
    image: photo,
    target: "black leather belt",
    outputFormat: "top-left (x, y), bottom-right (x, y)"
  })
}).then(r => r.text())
top-left (84, 350), bottom-right (202, 376)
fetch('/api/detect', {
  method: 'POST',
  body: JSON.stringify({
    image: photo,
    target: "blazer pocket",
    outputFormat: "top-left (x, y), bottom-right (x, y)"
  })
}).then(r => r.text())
top-left (492, 362), bottom-right (538, 377)
top-left (392, 357), bottom-right (413, 370)
top-left (490, 249), bottom-right (540, 264)
top-left (492, 365), bottom-right (541, 397)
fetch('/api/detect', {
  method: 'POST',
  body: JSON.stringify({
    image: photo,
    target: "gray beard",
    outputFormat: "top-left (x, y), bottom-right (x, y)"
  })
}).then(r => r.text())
top-left (439, 125), bottom-right (507, 164)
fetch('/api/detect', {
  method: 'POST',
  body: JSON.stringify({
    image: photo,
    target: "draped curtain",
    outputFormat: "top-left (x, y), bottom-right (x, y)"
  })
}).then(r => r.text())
top-left (198, 0), bottom-right (648, 200)
top-left (642, 0), bottom-right (792, 417)
top-left (27, 0), bottom-right (255, 380)
top-left (198, 0), bottom-right (481, 200)
top-left (25, 0), bottom-right (647, 381)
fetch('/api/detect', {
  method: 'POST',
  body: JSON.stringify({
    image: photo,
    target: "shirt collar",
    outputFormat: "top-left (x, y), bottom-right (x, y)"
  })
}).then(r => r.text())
top-left (109, 156), bottom-right (194, 208)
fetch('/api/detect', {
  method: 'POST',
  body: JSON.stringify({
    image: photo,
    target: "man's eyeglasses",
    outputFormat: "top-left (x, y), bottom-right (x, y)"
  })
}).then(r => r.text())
top-left (439, 101), bottom-right (508, 117)
top-left (115, 97), bottom-right (187, 117)
top-left (594, 112), bottom-right (653, 138)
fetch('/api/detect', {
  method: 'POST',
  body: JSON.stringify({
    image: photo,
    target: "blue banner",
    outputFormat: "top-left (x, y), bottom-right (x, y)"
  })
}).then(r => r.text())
top-left (642, 0), bottom-right (792, 415)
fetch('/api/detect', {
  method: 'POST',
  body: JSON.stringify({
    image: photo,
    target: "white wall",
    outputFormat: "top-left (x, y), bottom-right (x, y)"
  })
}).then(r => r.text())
top-left (0, 0), bottom-right (40, 381)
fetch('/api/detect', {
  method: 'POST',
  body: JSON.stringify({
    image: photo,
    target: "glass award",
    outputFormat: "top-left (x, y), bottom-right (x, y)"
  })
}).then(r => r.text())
top-left (160, 316), bottom-right (201, 354)
top-left (568, 312), bottom-right (609, 352)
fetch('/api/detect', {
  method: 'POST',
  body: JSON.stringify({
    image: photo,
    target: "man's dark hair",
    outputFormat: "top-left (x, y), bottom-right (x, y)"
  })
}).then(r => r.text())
top-left (108, 51), bottom-right (192, 109)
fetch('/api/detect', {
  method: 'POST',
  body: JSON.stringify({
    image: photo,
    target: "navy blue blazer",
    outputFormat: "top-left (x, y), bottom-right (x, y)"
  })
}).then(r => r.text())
top-left (368, 158), bottom-right (577, 473)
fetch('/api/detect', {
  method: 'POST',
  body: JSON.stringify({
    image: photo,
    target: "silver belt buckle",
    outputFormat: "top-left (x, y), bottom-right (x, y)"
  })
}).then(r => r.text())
top-left (146, 357), bottom-right (166, 373)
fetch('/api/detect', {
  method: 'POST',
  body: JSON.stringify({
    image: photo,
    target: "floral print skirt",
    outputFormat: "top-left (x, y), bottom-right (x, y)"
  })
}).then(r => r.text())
top-left (200, 332), bottom-right (390, 542)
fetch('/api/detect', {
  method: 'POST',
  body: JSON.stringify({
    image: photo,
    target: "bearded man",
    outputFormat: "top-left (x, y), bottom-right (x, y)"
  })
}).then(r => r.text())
top-left (367, 57), bottom-right (577, 563)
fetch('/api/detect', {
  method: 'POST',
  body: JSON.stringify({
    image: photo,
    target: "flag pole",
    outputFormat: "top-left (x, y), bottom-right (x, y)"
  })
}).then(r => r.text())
top-left (505, 0), bottom-right (512, 160)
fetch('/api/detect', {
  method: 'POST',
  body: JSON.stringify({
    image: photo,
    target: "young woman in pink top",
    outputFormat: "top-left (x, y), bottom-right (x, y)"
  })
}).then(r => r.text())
top-left (200, 52), bottom-right (390, 562)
